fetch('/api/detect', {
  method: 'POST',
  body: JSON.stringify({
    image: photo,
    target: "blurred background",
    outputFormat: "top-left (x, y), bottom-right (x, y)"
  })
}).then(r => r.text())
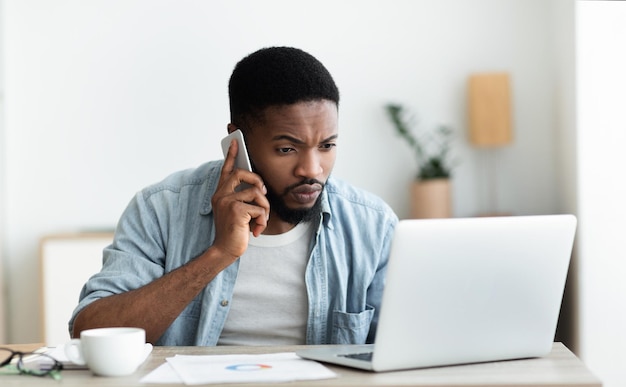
top-left (0, 0), bottom-right (625, 385)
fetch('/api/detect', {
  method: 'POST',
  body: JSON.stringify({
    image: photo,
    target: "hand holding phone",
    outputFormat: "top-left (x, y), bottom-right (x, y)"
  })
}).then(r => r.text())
top-left (221, 129), bottom-right (253, 191)
top-left (221, 129), bottom-right (252, 172)
top-left (217, 129), bottom-right (269, 240)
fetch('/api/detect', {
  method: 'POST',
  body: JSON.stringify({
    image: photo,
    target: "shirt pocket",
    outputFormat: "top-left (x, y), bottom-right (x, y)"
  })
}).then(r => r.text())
top-left (330, 305), bottom-right (374, 344)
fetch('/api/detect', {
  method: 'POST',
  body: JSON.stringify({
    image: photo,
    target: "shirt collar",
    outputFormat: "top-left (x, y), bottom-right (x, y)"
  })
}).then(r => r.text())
top-left (199, 161), bottom-right (222, 216)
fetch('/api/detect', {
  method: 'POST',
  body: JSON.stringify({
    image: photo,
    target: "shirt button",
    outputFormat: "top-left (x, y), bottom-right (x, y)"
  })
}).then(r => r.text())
top-left (220, 300), bottom-right (229, 307)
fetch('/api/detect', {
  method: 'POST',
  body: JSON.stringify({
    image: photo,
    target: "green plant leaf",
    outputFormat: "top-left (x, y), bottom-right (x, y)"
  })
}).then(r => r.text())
top-left (384, 103), bottom-right (455, 180)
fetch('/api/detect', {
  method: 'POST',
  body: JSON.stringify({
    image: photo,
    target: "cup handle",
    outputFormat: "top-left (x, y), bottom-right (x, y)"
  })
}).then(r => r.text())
top-left (64, 338), bottom-right (86, 366)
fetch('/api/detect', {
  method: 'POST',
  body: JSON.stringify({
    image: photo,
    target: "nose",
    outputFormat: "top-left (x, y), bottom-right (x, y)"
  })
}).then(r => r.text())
top-left (295, 150), bottom-right (323, 179)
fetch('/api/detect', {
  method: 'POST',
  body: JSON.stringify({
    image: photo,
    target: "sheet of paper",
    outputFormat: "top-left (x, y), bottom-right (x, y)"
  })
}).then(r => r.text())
top-left (161, 352), bottom-right (336, 385)
top-left (140, 362), bottom-right (183, 384)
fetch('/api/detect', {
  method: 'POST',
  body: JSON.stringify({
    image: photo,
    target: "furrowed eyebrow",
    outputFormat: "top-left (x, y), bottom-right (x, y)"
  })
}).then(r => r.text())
top-left (271, 135), bottom-right (305, 144)
top-left (321, 134), bottom-right (339, 143)
top-left (271, 134), bottom-right (338, 144)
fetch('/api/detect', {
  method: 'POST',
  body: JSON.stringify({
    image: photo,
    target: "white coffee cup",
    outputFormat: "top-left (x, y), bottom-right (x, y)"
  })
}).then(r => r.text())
top-left (65, 327), bottom-right (150, 376)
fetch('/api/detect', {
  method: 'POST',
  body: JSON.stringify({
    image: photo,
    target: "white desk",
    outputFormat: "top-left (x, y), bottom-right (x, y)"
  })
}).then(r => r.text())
top-left (1, 342), bottom-right (601, 386)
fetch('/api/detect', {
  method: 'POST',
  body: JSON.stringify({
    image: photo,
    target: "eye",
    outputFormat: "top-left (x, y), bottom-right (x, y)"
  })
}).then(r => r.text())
top-left (277, 147), bottom-right (295, 154)
top-left (320, 143), bottom-right (337, 151)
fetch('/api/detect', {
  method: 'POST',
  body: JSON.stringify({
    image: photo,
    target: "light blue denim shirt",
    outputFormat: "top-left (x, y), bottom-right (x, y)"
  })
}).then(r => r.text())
top-left (70, 160), bottom-right (398, 346)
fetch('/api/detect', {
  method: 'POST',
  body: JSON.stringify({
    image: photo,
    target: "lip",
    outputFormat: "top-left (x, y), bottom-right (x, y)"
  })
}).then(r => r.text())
top-left (290, 184), bottom-right (322, 205)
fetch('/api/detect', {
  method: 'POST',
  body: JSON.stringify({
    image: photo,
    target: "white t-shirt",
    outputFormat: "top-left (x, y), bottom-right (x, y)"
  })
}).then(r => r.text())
top-left (217, 221), bottom-right (314, 345)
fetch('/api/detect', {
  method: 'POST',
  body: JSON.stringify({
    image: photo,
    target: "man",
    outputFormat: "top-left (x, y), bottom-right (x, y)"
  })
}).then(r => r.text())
top-left (70, 46), bottom-right (398, 346)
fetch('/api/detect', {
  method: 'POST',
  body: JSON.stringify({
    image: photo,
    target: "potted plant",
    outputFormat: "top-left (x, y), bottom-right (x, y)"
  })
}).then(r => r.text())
top-left (385, 103), bottom-right (455, 218)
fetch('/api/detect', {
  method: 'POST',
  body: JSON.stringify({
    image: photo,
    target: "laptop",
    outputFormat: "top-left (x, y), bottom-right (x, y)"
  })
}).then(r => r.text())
top-left (297, 214), bottom-right (577, 372)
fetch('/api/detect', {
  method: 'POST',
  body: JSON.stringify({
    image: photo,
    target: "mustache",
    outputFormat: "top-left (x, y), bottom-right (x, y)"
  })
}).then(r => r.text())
top-left (284, 179), bottom-right (325, 194)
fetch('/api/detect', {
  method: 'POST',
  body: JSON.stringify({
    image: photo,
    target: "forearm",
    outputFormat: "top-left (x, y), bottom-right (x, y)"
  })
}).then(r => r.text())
top-left (72, 246), bottom-right (236, 343)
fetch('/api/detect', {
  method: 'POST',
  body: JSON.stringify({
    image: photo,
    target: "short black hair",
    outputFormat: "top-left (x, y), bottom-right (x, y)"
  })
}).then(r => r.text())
top-left (228, 46), bottom-right (340, 128)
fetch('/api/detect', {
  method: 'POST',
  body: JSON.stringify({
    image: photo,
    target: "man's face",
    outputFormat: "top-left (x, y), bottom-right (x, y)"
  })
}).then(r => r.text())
top-left (243, 100), bottom-right (338, 225)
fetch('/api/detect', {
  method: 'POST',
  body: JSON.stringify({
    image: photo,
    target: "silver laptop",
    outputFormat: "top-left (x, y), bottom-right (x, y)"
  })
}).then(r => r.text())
top-left (297, 214), bottom-right (577, 372)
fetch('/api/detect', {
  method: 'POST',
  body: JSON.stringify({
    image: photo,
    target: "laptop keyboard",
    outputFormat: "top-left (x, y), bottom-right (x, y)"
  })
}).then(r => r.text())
top-left (339, 352), bottom-right (373, 362)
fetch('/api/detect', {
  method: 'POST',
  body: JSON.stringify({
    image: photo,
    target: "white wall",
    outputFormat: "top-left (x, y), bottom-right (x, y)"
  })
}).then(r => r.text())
top-left (1, 0), bottom-right (564, 343)
top-left (0, 0), bottom-right (5, 344)
top-left (576, 2), bottom-right (626, 386)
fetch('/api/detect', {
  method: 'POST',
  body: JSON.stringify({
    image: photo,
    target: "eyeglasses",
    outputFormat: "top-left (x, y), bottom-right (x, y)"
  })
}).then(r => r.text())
top-left (0, 347), bottom-right (63, 380)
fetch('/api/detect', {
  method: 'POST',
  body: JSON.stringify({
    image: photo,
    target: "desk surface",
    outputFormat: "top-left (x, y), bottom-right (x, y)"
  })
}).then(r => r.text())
top-left (1, 342), bottom-right (601, 386)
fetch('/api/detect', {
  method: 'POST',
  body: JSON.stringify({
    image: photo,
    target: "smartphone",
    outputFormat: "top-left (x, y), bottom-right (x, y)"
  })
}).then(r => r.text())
top-left (221, 129), bottom-right (253, 191)
top-left (221, 129), bottom-right (253, 172)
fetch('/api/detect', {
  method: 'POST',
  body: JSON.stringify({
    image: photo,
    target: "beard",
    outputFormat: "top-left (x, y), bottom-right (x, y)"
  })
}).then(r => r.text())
top-left (264, 179), bottom-right (325, 225)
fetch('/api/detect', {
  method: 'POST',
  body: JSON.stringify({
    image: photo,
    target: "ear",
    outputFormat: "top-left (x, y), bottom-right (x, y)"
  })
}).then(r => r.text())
top-left (227, 123), bottom-right (237, 134)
